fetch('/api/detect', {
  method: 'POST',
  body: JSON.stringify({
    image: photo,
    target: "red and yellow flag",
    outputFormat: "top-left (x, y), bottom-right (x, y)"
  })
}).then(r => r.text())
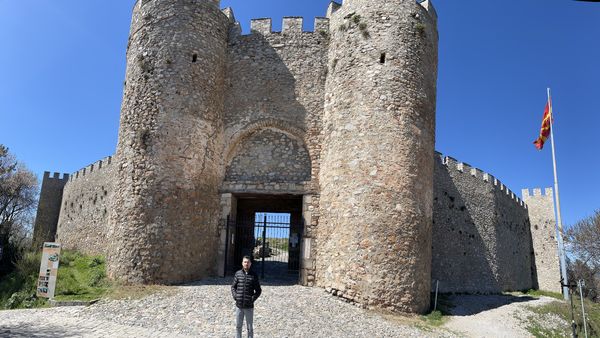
top-left (533, 99), bottom-right (553, 150)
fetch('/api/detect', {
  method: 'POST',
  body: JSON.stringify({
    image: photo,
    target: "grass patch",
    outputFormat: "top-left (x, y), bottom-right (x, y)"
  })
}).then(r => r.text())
top-left (522, 289), bottom-right (564, 300)
top-left (1, 250), bottom-right (177, 310)
top-left (421, 310), bottom-right (446, 327)
top-left (52, 251), bottom-right (110, 302)
top-left (418, 293), bottom-right (454, 327)
top-left (524, 296), bottom-right (600, 337)
top-left (1, 250), bottom-right (172, 309)
top-left (0, 250), bottom-right (111, 308)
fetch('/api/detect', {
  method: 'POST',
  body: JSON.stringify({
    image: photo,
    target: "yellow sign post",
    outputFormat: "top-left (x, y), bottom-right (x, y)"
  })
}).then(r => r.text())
top-left (36, 242), bottom-right (61, 299)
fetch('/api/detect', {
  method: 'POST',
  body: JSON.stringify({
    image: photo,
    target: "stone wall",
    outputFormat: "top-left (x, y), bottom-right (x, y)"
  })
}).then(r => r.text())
top-left (107, 0), bottom-right (231, 284)
top-left (317, 0), bottom-right (438, 313)
top-left (32, 172), bottom-right (69, 249)
top-left (222, 16), bottom-right (329, 285)
top-left (224, 128), bottom-right (311, 184)
top-left (223, 16), bottom-right (329, 195)
top-left (432, 154), bottom-right (534, 293)
top-left (55, 157), bottom-right (114, 256)
top-left (523, 187), bottom-right (561, 293)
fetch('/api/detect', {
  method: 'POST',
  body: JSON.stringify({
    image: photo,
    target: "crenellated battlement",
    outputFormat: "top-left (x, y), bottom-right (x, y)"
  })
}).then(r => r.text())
top-left (135, 0), bottom-right (221, 10)
top-left (436, 152), bottom-right (526, 208)
top-left (326, 2), bottom-right (341, 18)
top-left (68, 156), bottom-right (113, 182)
top-left (522, 187), bottom-right (554, 199)
top-left (42, 171), bottom-right (70, 182)
top-left (417, 0), bottom-right (438, 22)
top-left (239, 17), bottom-right (330, 36)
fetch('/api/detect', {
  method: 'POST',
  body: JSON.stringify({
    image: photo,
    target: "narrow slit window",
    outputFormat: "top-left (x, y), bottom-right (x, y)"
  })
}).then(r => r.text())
top-left (192, 54), bottom-right (198, 63)
top-left (379, 53), bottom-right (386, 64)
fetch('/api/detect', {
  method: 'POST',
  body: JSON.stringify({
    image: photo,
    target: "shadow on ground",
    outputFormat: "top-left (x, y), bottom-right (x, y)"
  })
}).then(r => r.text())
top-left (0, 324), bottom-right (83, 338)
top-left (444, 294), bottom-right (538, 316)
top-left (183, 271), bottom-right (300, 287)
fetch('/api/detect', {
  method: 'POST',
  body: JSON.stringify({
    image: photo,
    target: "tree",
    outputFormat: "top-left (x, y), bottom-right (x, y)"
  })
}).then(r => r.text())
top-left (0, 145), bottom-right (38, 277)
top-left (568, 258), bottom-right (598, 303)
top-left (567, 210), bottom-right (600, 302)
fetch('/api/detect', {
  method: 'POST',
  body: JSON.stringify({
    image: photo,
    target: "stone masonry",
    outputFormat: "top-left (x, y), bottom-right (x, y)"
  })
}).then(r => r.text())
top-left (317, 0), bottom-right (438, 313)
top-left (32, 0), bottom-right (561, 314)
top-left (107, 0), bottom-right (230, 284)
top-left (433, 154), bottom-right (534, 293)
top-left (32, 172), bottom-right (69, 249)
top-left (55, 156), bottom-right (114, 256)
top-left (523, 188), bottom-right (562, 293)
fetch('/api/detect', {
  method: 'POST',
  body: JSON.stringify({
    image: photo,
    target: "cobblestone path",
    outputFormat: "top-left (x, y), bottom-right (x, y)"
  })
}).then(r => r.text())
top-left (0, 277), bottom-right (457, 337)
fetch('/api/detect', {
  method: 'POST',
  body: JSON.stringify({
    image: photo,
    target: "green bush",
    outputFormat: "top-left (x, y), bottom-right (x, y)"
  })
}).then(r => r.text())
top-left (15, 251), bottom-right (41, 278)
top-left (421, 310), bottom-right (447, 327)
top-left (5, 291), bottom-right (26, 309)
top-left (89, 270), bottom-right (106, 287)
top-left (5, 290), bottom-right (43, 309)
top-left (0, 250), bottom-right (43, 309)
top-left (1, 249), bottom-right (110, 308)
top-left (89, 257), bottom-right (104, 268)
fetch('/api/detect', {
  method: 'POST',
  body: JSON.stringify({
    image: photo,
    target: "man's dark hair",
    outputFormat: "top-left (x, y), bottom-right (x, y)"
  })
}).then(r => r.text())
top-left (242, 255), bottom-right (252, 261)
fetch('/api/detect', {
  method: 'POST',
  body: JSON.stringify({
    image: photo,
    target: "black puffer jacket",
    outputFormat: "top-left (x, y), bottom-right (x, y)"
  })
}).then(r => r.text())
top-left (231, 269), bottom-right (262, 308)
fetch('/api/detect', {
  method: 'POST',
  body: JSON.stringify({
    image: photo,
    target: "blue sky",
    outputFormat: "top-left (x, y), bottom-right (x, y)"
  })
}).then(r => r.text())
top-left (254, 213), bottom-right (291, 239)
top-left (1, 0), bottom-right (599, 228)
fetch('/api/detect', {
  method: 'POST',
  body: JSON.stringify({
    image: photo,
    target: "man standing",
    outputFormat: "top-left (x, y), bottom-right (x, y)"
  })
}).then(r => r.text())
top-left (231, 255), bottom-right (262, 338)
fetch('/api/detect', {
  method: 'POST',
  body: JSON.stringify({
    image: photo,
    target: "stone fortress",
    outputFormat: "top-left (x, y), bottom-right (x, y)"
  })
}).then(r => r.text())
top-left (33, 0), bottom-right (560, 313)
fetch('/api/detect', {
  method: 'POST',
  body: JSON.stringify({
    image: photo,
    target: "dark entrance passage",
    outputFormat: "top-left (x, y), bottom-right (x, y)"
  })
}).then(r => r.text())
top-left (223, 195), bottom-right (303, 281)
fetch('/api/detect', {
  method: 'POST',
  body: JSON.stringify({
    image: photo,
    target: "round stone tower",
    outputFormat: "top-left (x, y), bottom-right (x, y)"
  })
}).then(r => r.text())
top-left (318, 0), bottom-right (438, 313)
top-left (107, 0), bottom-right (230, 283)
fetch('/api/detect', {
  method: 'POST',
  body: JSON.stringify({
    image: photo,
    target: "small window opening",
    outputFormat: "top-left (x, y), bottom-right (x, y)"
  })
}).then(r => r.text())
top-left (379, 53), bottom-right (386, 64)
top-left (192, 54), bottom-right (198, 63)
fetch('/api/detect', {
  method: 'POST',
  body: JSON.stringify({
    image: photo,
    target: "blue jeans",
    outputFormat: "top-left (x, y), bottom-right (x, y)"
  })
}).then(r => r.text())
top-left (236, 307), bottom-right (254, 338)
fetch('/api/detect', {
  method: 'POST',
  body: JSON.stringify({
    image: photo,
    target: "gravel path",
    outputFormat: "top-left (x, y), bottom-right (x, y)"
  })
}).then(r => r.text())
top-left (0, 277), bottom-right (455, 337)
top-left (0, 277), bottom-right (560, 337)
top-left (443, 294), bottom-right (558, 338)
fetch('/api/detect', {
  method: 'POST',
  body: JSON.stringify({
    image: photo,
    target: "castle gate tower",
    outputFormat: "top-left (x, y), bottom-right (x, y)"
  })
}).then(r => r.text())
top-left (107, 0), bottom-right (229, 283)
top-left (318, 0), bottom-right (438, 313)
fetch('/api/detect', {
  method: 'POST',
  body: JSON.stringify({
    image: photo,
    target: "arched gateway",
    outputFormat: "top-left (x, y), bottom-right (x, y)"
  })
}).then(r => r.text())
top-left (218, 126), bottom-right (312, 281)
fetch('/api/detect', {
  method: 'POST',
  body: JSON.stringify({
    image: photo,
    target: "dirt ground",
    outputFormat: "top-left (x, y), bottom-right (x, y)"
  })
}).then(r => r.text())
top-left (442, 294), bottom-right (559, 337)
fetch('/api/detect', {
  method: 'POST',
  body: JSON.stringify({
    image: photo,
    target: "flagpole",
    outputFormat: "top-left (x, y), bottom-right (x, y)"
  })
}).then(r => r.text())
top-left (548, 87), bottom-right (569, 300)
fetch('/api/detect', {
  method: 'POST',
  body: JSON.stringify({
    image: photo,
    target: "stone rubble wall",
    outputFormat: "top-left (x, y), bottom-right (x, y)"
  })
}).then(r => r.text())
top-left (107, 0), bottom-right (230, 284)
top-left (432, 153), bottom-right (535, 293)
top-left (222, 16), bottom-right (329, 285)
top-left (32, 172), bottom-right (69, 249)
top-left (223, 16), bottom-right (329, 196)
top-left (523, 188), bottom-right (561, 293)
top-left (56, 157), bottom-right (114, 256)
top-left (317, 0), bottom-right (438, 313)
top-left (224, 128), bottom-right (311, 183)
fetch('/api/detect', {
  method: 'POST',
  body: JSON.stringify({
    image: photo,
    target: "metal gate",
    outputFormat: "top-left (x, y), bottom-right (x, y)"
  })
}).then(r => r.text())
top-left (223, 213), bottom-right (303, 279)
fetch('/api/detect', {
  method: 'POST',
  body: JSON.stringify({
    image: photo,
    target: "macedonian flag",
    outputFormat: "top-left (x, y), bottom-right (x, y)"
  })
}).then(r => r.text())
top-left (533, 99), bottom-right (553, 150)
